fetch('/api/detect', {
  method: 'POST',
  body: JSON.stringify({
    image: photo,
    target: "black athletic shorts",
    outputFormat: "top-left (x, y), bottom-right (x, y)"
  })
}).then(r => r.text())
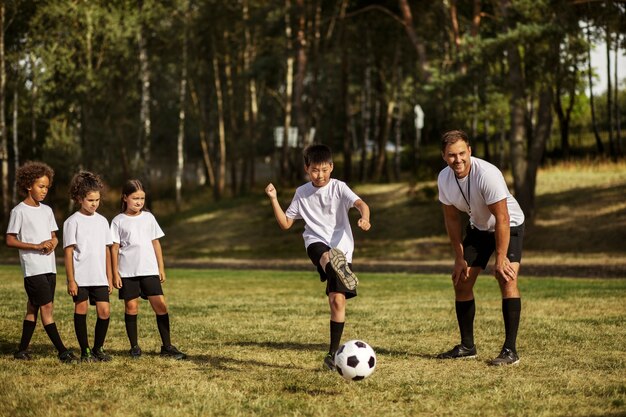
top-left (24, 273), bottom-right (56, 307)
top-left (118, 275), bottom-right (164, 301)
top-left (463, 223), bottom-right (525, 270)
top-left (306, 242), bottom-right (357, 299)
top-left (73, 286), bottom-right (110, 305)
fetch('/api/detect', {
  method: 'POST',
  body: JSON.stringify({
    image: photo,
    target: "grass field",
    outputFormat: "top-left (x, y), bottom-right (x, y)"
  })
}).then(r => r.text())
top-left (0, 265), bottom-right (624, 417)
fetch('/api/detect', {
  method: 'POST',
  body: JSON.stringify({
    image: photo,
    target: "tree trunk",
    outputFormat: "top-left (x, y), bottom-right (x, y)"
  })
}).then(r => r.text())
top-left (189, 78), bottom-right (216, 192)
top-left (360, 35), bottom-right (372, 182)
top-left (0, 3), bottom-right (8, 221)
top-left (136, 0), bottom-right (152, 179)
top-left (586, 21), bottom-right (604, 154)
top-left (12, 87), bottom-right (18, 205)
top-left (294, 0), bottom-right (309, 148)
top-left (500, 0), bottom-right (529, 216)
top-left (242, 0), bottom-right (258, 188)
top-left (175, 4), bottom-right (188, 211)
top-left (606, 30), bottom-right (615, 157)
top-left (282, 0), bottom-right (294, 183)
top-left (398, 0), bottom-right (429, 81)
top-left (223, 32), bottom-right (239, 196)
top-left (212, 44), bottom-right (226, 199)
top-left (615, 36), bottom-right (622, 156)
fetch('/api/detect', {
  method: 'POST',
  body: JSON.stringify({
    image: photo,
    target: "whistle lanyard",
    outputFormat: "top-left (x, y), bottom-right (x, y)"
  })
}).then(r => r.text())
top-left (455, 174), bottom-right (471, 216)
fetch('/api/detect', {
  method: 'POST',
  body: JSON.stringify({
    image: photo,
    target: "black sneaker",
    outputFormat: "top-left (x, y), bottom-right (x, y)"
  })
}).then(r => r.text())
top-left (160, 345), bottom-right (187, 360)
top-left (92, 346), bottom-right (112, 362)
top-left (58, 350), bottom-right (79, 364)
top-left (129, 345), bottom-right (142, 358)
top-left (329, 248), bottom-right (359, 290)
top-left (323, 353), bottom-right (335, 371)
top-left (81, 347), bottom-right (98, 363)
top-left (436, 344), bottom-right (477, 359)
top-left (14, 350), bottom-right (32, 360)
top-left (489, 347), bottom-right (520, 366)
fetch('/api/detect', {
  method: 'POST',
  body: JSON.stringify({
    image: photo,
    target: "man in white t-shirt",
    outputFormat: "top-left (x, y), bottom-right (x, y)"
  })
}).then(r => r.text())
top-left (265, 144), bottom-right (371, 371)
top-left (437, 130), bottom-right (525, 366)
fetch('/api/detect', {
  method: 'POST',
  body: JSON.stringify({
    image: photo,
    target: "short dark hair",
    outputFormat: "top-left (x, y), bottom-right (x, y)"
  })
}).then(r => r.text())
top-left (120, 179), bottom-right (145, 212)
top-left (15, 161), bottom-right (54, 195)
top-left (69, 171), bottom-right (104, 203)
top-left (303, 144), bottom-right (333, 166)
top-left (441, 130), bottom-right (470, 152)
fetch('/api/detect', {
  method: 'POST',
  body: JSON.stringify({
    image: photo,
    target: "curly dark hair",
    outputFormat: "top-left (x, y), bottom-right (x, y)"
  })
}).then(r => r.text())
top-left (15, 161), bottom-right (55, 195)
top-left (69, 171), bottom-right (104, 203)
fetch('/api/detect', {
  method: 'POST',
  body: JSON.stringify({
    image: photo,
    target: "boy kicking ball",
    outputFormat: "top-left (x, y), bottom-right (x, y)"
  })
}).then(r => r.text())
top-left (265, 144), bottom-right (371, 370)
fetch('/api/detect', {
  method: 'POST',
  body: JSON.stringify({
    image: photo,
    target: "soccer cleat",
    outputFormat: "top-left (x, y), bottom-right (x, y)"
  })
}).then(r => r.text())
top-left (329, 248), bottom-right (359, 290)
top-left (436, 344), bottom-right (477, 359)
top-left (160, 345), bottom-right (187, 360)
top-left (323, 353), bottom-right (336, 371)
top-left (14, 350), bottom-right (32, 360)
top-left (92, 346), bottom-right (112, 362)
top-left (129, 345), bottom-right (142, 358)
top-left (81, 347), bottom-right (98, 363)
top-left (489, 347), bottom-right (520, 366)
top-left (58, 350), bottom-right (79, 364)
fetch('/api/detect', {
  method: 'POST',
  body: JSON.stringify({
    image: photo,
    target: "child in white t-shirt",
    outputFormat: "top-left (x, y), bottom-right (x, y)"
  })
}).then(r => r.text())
top-left (111, 179), bottom-right (186, 360)
top-left (63, 171), bottom-right (113, 362)
top-left (265, 144), bottom-right (371, 370)
top-left (6, 162), bottom-right (77, 363)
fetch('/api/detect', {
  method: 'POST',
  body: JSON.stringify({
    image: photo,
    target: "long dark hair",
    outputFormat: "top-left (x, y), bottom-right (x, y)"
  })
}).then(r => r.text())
top-left (120, 179), bottom-right (146, 213)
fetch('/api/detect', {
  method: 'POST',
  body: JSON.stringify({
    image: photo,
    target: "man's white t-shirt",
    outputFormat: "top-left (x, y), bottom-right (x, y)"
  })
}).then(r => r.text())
top-left (110, 211), bottom-right (164, 277)
top-left (438, 156), bottom-right (525, 232)
top-left (63, 211), bottom-right (113, 286)
top-left (6, 202), bottom-right (58, 277)
top-left (285, 178), bottom-right (360, 262)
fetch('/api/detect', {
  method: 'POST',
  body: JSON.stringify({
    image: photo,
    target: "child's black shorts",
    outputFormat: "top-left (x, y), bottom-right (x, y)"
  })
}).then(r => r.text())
top-left (306, 242), bottom-right (357, 299)
top-left (73, 286), bottom-right (110, 305)
top-left (118, 275), bottom-right (164, 301)
top-left (24, 273), bottom-right (56, 306)
top-left (463, 223), bottom-right (525, 270)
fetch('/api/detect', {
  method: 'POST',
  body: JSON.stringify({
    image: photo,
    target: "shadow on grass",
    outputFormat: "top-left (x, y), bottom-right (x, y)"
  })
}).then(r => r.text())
top-left (188, 353), bottom-right (306, 371)
top-left (227, 340), bottom-right (327, 351)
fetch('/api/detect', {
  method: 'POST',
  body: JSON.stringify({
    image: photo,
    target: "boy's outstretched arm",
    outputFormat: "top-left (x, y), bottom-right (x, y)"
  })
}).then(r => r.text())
top-left (265, 183), bottom-right (294, 230)
top-left (354, 199), bottom-right (371, 231)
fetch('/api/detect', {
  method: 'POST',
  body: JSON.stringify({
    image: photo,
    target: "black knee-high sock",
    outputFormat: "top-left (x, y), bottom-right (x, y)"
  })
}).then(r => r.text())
top-left (329, 320), bottom-right (345, 354)
top-left (456, 299), bottom-right (476, 348)
top-left (43, 322), bottom-right (67, 353)
top-left (18, 320), bottom-right (37, 351)
top-left (93, 317), bottom-right (110, 350)
top-left (74, 314), bottom-right (89, 352)
top-left (125, 314), bottom-right (138, 347)
top-left (156, 313), bottom-right (171, 347)
top-left (502, 298), bottom-right (521, 352)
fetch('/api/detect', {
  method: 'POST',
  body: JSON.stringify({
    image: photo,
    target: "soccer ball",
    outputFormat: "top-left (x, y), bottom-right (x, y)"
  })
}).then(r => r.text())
top-left (334, 340), bottom-right (377, 381)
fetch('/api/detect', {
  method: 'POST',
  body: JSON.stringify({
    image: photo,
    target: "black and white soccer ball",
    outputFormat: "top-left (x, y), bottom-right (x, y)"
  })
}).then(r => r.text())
top-left (334, 340), bottom-right (377, 381)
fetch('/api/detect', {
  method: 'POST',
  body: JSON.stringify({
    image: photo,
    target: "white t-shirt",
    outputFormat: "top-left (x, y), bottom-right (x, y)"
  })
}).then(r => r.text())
top-left (110, 211), bottom-right (165, 277)
top-left (285, 178), bottom-right (360, 262)
top-left (6, 202), bottom-right (58, 277)
top-left (438, 156), bottom-right (525, 232)
top-left (63, 211), bottom-right (113, 286)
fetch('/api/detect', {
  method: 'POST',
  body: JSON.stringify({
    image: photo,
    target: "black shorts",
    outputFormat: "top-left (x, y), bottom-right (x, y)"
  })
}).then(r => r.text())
top-left (73, 286), bottom-right (110, 305)
top-left (463, 223), bottom-right (525, 270)
top-left (24, 273), bottom-right (56, 307)
top-left (306, 242), bottom-right (357, 299)
top-left (118, 275), bottom-right (164, 301)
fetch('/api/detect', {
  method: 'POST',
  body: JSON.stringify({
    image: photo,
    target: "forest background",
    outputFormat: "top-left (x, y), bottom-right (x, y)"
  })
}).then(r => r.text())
top-left (0, 0), bottom-right (624, 250)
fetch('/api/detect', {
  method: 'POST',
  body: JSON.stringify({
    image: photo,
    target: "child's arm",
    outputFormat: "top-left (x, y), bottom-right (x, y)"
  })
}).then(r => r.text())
top-left (152, 239), bottom-right (166, 283)
top-left (265, 183), bottom-right (294, 230)
top-left (105, 245), bottom-right (113, 294)
top-left (6, 233), bottom-right (54, 254)
top-left (110, 243), bottom-right (123, 289)
top-left (64, 246), bottom-right (78, 296)
top-left (354, 199), bottom-right (371, 231)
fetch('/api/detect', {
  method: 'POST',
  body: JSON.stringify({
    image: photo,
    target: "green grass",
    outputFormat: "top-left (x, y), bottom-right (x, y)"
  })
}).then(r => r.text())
top-left (0, 265), bottom-right (624, 417)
